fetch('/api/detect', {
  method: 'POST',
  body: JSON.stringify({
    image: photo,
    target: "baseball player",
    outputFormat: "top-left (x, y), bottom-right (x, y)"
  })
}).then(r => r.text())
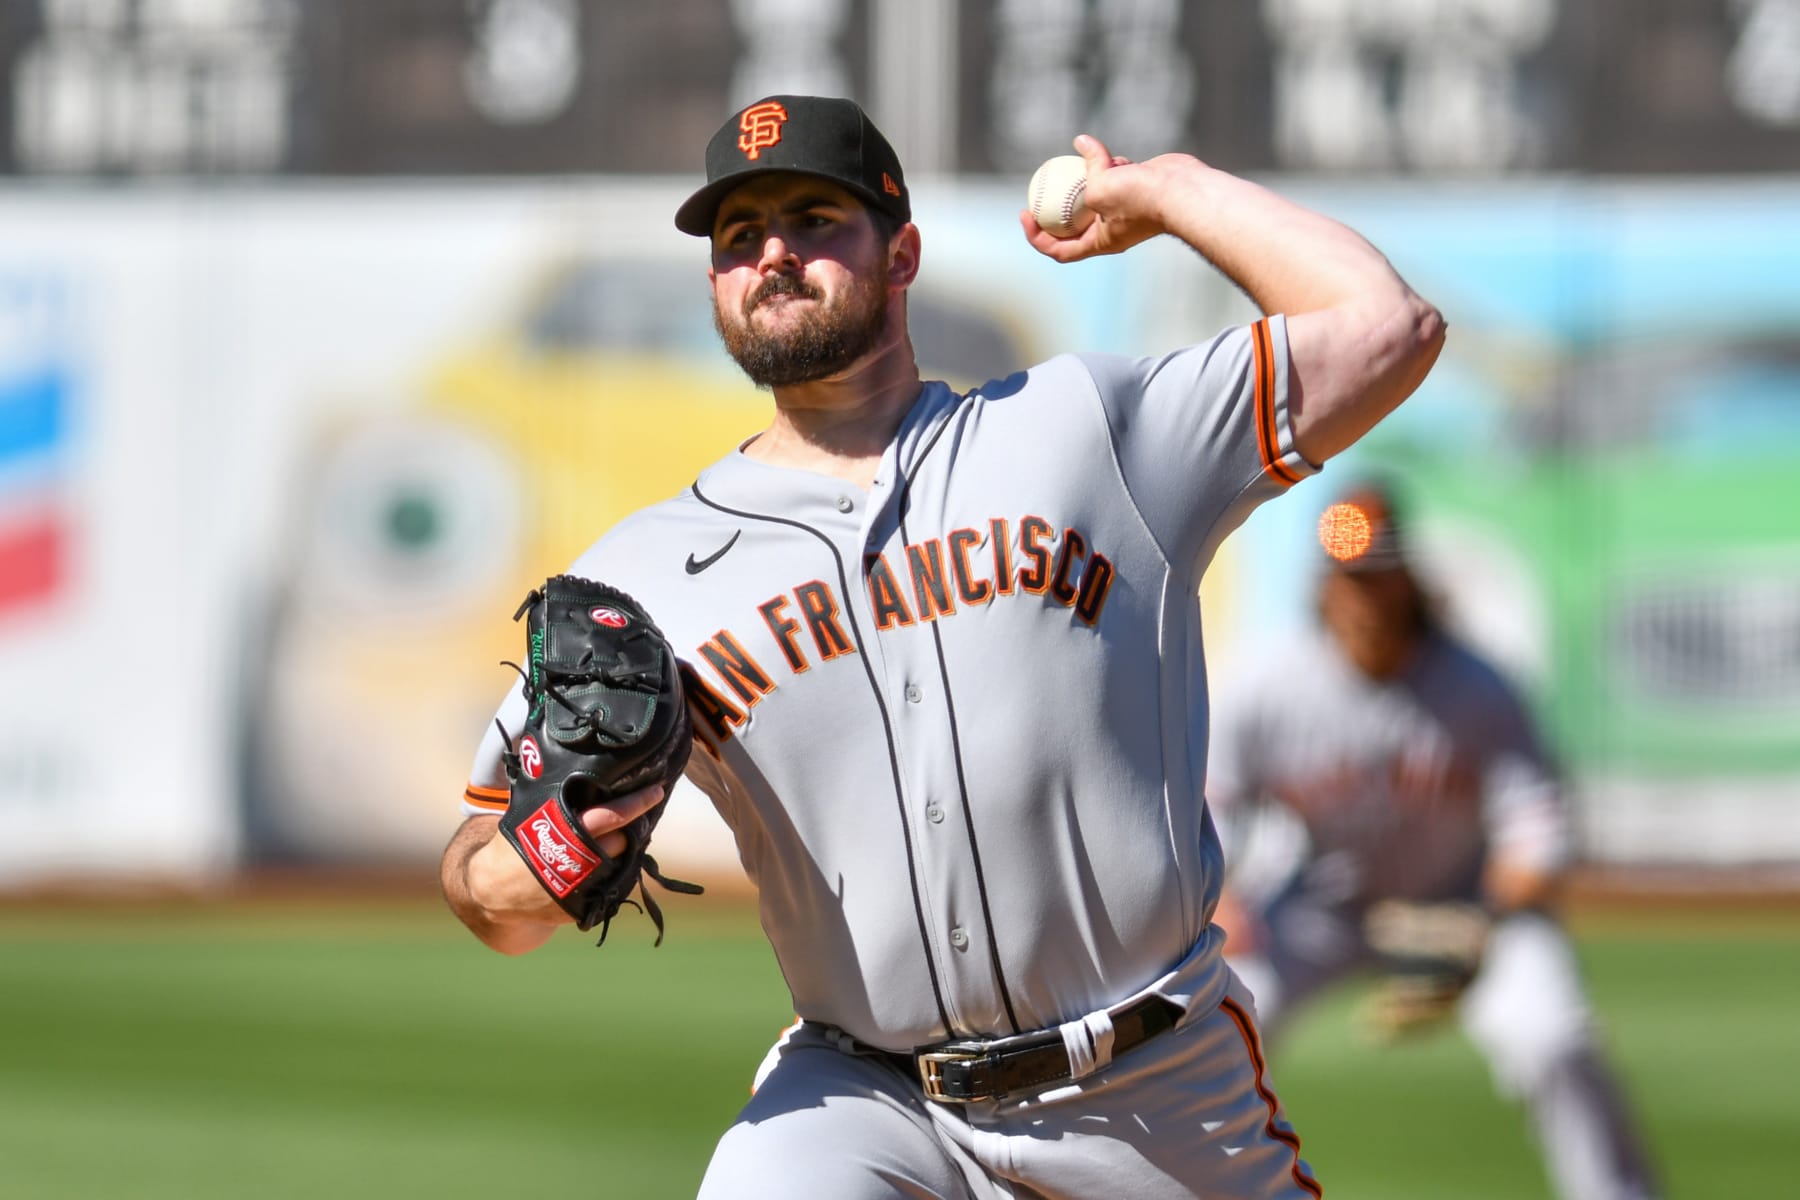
top-left (1209, 482), bottom-right (1661, 1200)
top-left (440, 94), bottom-right (1445, 1198)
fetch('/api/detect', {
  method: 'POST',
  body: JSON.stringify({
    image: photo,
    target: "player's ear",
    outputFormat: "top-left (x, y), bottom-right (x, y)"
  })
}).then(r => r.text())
top-left (887, 222), bottom-right (921, 290)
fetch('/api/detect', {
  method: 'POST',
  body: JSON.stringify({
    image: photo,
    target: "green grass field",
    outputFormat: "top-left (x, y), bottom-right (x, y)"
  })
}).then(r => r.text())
top-left (1, 897), bottom-right (1793, 1199)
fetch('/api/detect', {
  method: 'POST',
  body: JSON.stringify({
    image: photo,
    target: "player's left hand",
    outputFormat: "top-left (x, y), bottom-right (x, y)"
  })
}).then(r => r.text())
top-left (1017, 134), bottom-right (1172, 262)
top-left (464, 782), bottom-right (670, 927)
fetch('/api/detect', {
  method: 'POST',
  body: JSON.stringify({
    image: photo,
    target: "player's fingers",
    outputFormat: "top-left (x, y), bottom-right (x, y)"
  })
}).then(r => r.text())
top-left (1017, 209), bottom-right (1059, 251)
top-left (579, 783), bottom-right (667, 843)
top-left (1072, 133), bottom-right (1113, 173)
top-left (1017, 209), bottom-right (1092, 262)
top-left (1018, 208), bottom-right (1058, 247)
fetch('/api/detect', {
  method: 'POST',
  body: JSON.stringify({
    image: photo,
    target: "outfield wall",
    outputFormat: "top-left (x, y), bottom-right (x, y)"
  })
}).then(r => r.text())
top-left (2, 178), bottom-right (1797, 887)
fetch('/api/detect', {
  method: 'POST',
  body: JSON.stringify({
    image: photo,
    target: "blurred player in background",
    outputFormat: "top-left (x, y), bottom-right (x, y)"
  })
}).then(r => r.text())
top-left (1208, 481), bottom-right (1662, 1200)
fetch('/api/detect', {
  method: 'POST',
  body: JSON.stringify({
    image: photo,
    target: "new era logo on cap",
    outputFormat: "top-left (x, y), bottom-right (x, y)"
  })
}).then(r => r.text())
top-left (675, 94), bottom-right (910, 236)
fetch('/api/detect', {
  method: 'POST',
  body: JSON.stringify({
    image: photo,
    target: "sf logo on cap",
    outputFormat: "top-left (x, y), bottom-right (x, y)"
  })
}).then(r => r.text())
top-left (739, 101), bottom-right (788, 160)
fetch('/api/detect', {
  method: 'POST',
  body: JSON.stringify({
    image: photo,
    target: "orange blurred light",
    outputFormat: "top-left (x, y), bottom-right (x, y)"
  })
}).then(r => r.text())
top-left (1318, 502), bottom-right (1374, 562)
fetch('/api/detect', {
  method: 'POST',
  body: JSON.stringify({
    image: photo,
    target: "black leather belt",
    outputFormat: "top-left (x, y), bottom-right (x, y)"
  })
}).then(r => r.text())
top-left (868, 993), bottom-right (1186, 1104)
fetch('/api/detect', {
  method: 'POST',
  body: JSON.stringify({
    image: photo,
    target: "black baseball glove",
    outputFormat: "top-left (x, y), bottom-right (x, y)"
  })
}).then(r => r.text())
top-left (495, 575), bottom-right (702, 945)
top-left (1358, 899), bottom-right (1491, 1041)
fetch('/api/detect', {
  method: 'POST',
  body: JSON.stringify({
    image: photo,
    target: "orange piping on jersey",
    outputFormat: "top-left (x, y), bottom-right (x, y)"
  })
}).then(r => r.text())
top-left (1252, 319), bottom-right (1303, 488)
top-left (463, 784), bottom-right (509, 812)
top-left (1221, 995), bottom-right (1323, 1199)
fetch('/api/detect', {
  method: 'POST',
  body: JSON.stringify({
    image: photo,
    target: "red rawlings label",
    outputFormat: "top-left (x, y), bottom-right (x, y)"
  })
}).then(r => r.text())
top-left (589, 606), bottom-right (628, 628)
top-left (516, 800), bottom-right (600, 897)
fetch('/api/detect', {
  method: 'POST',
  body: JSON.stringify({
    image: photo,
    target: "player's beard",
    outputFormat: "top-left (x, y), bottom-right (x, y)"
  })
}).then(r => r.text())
top-left (714, 270), bottom-right (890, 388)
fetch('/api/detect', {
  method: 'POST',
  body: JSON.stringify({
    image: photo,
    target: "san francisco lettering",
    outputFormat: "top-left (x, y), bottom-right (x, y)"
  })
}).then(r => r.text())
top-left (684, 518), bottom-right (1115, 747)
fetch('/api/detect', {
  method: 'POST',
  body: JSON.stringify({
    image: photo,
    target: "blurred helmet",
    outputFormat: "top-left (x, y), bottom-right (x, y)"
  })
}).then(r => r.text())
top-left (1316, 480), bottom-right (1411, 574)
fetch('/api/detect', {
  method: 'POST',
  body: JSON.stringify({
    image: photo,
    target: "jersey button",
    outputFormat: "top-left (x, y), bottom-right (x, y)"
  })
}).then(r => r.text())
top-left (835, 495), bottom-right (854, 513)
top-left (948, 927), bottom-right (969, 950)
top-left (926, 805), bottom-right (944, 823)
top-left (905, 684), bottom-right (922, 703)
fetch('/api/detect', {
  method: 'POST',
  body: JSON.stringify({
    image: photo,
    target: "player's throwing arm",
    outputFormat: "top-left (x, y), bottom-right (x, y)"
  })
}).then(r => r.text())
top-left (1020, 134), bottom-right (1446, 462)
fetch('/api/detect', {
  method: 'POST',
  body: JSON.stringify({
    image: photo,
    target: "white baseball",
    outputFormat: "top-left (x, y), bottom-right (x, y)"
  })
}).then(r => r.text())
top-left (1028, 155), bottom-right (1093, 238)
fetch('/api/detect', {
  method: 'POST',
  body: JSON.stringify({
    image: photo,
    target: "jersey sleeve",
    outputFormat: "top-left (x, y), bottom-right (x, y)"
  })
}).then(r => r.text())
top-left (1477, 679), bottom-right (1574, 876)
top-left (1084, 315), bottom-right (1320, 569)
top-left (461, 681), bottom-right (527, 818)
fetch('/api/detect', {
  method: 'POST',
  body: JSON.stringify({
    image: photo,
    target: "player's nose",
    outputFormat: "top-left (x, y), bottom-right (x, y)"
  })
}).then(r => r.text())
top-left (757, 234), bottom-right (801, 274)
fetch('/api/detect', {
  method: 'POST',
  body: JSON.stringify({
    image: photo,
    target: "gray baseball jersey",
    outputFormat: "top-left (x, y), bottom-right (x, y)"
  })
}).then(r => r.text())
top-left (1208, 626), bottom-right (1572, 905)
top-left (466, 317), bottom-right (1316, 1052)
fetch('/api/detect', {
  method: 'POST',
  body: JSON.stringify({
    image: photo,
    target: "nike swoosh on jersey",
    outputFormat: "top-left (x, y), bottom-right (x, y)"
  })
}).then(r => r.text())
top-left (685, 530), bottom-right (741, 575)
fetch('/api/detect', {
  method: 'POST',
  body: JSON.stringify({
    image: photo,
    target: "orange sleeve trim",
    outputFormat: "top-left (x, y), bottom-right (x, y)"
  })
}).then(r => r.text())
top-left (463, 784), bottom-right (509, 812)
top-left (1221, 996), bottom-right (1323, 1199)
top-left (1251, 319), bottom-right (1303, 489)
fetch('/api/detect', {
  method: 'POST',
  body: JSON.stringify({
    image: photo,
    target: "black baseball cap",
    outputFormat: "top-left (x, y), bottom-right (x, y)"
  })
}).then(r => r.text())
top-left (674, 94), bottom-right (911, 237)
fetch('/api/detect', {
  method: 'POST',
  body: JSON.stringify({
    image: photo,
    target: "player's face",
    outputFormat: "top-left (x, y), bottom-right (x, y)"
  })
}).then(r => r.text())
top-left (1319, 566), bottom-right (1418, 679)
top-left (707, 175), bottom-right (896, 387)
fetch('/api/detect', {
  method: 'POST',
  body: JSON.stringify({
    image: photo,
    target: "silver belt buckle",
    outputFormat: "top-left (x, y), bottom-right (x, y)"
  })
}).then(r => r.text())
top-left (916, 1047), bottom-right (988, 1103)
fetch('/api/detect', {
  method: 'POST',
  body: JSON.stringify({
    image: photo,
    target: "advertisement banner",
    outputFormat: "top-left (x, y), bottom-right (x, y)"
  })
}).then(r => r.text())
top-left (3, 175), bottom-right (1797, 886)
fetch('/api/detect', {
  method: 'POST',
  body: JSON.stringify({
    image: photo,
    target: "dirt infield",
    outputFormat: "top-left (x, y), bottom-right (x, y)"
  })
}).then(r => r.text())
top-left (2, 862), bottom-right (1796, 919)
top-left (0, 859), bottom-right (762, 913)
top-left (1562, 863), bottom-right (1800, 913)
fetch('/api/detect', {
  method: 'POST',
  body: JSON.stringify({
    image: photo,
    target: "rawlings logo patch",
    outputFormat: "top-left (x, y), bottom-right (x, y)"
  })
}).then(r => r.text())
top-left (590, 606), bottom-right (629, 628)
top-left (517, 734), bottom-right (544, 779)
top-left (520, 803), bottom-right (600, 896)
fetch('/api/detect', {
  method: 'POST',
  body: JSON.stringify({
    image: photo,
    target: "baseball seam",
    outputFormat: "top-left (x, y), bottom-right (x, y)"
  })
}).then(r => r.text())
top-left (1059, 180), bottom-right (1086, 230)
top-left (1031, 164), bottom-right (1087, 235)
